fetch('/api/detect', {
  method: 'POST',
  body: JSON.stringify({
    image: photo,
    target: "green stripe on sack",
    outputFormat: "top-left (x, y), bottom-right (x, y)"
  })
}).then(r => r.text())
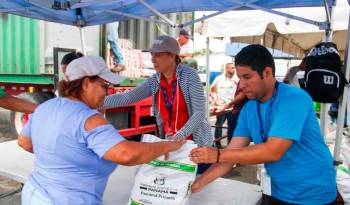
top-left (338, 165), bottom-right (350, 175)
top-left (147, 160), bottom-right (196, 173)
top-left (130, 199), bottom-right (144, 205)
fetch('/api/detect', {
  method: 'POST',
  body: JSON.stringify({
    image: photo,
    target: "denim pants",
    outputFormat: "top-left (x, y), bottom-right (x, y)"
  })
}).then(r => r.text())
top-left (214, 112), bottom-right (235, 144)
top-left (107, 22), bottom-right (124, 65)
top-left (22, 181), bottom-right (53, 205)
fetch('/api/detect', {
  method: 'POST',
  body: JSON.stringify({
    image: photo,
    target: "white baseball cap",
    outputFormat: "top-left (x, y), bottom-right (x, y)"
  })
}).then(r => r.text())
top-left (65, 56), bottom-right (124, 85)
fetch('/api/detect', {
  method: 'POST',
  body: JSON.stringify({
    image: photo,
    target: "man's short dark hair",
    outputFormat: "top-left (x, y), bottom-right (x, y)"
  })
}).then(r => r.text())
top-left (61, 52), bottom-right (84, 65)
top-left (235, 44), bottom-right (275, 78)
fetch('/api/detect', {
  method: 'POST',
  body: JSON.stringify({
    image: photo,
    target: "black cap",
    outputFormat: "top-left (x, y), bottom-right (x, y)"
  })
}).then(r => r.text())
top-left (179, 29), bottom-right (191, 38)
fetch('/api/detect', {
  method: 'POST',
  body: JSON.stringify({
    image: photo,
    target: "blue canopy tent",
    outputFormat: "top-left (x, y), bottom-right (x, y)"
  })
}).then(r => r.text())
top-left (1, 0), bottom-right (326, 27)
top-left (1, 0), bottom-right (349, 165)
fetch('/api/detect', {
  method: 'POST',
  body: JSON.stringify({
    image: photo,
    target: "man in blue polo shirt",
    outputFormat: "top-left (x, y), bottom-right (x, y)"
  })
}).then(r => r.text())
top-left (190, 44), bottom-right (336, 204)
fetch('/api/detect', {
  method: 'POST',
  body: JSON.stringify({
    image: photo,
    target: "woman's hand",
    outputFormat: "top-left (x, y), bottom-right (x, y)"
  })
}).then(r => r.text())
top-left (168, 138), bottom-right (186, 151)
top-left (189, 147), bottom-right (219, 164)
top-left (163, 138), bottom-right (186, 160)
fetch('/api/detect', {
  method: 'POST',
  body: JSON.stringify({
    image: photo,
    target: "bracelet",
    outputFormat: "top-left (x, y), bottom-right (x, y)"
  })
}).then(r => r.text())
top-left (216, 148), bottom-right (221, 163)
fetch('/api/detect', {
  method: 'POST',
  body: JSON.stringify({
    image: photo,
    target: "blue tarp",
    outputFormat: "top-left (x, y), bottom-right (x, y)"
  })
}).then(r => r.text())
top-left (0, 0), bottom-right (325, 27)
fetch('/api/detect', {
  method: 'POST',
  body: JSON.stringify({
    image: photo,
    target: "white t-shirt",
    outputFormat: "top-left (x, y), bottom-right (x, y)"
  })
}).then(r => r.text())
top-left (180, 39), bottom-right (194, 55)
top-left (212, 74), bottom-right (239, 105)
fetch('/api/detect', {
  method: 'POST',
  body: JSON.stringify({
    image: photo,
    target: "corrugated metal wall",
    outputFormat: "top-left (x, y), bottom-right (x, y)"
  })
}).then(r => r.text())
top-left (119, 13), bottom-right (193, 50)
top-left (0, 14), bottom-right (40, 75)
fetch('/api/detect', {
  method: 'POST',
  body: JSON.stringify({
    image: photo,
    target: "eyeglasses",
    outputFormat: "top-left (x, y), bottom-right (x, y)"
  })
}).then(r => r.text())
top-left (100, 81), bottom-right (112, 90)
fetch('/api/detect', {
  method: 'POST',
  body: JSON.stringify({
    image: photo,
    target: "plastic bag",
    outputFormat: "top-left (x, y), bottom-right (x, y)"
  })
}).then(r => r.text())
top-left (128, 134), bottom-right (197, 205)
top-left (328, 142), bottom-right (350, 204)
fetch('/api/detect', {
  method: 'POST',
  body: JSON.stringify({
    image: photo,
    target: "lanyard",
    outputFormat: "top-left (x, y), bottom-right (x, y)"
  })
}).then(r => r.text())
top-left (162, 80), bottom-right (177, 128)
top-left (257, 82), bottom-right (279, 142)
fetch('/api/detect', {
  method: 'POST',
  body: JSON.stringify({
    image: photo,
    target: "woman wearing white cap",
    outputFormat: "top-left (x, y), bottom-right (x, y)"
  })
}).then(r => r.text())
top-left (104, 36), bottom-right (212, 173)
top-left (17, 56), bottom-right (185, 205)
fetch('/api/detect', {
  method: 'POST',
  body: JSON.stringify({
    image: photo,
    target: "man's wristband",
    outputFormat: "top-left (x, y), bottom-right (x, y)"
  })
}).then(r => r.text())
top-left (216, 148), bottom-right (221, 163)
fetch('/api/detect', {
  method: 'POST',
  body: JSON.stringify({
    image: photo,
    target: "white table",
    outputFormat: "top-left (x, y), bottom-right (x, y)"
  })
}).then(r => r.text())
top-left (0, 140), bottom-right (262, 205)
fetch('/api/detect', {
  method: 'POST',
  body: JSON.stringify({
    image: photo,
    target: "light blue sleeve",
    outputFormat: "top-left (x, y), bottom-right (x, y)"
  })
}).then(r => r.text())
top-left (269, 93), bottom-right (311, 141)
top-left (83, 124), bottom-right (125, 158)
top-left (233, 105), bottom-right (250, 138)
top-left (21, 114), bottom-right (33, 139)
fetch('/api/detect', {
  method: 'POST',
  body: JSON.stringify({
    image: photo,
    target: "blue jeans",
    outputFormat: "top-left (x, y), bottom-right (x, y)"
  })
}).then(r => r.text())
top-left (214, 112), bottom-right (235, 145)
top-left (227, 113), bottom-right (239, 144)
top-left (107, 22), bottom-right (124, 64)
top-left (22, 180), bottom-right (53, 205)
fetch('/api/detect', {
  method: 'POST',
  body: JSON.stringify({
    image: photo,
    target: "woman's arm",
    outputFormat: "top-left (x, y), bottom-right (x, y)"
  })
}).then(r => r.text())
top-left (0, 94), bottom-right (37, 113)
top-left (173, 71), bottom-right (206, 138)
top-left (18, 135), bottom-right (33, 153)
top-left (103, 78), bottom-right (153, 109)
top-left (84, 114), bottom-right (185, 166)
top-left (103, 140), bottom-right (185, 166)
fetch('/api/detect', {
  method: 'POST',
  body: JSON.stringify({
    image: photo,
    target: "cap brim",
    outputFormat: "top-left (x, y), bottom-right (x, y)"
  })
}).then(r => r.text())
top-left (99, 69), bottom-right (125, 85)
top-left (142, 48), bottom-right (164, 53)
top-left (142, 48), bottom-right (178, 54)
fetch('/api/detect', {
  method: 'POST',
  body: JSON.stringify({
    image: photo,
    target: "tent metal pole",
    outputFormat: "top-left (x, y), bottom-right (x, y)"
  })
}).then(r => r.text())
top-left (230, 0), bottom-right (325, 28)
top-left (333, 3), bottom-right (350, 165)
top-left (181, 4), bottom-right (245, 28)
top-left (138, 0), bottom-right (177, 27)
top-left (320, 0), bottom-right (335, 138)
top-left (0, 7), bottom-right (29, 13)
top-left (206, 37), bottom-right (210, 119)
top-left (79, 27), bottom-right (87, 55)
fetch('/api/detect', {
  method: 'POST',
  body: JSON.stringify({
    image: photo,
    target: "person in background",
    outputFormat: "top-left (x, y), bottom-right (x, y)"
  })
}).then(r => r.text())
top-left (283, 57), bottom-right (306, 88)
top-left (18, 56), bottom-right (185, 205)
top-left (210, 63), bottom-right (239, 148)
top-left (328, 102), bottom-right (348, 127)
top-left (0, 89), bottom-right (37, 113)
top-left (216, 80), bottom-right (248, 145)
top-left (178, 29), bottom-right (194, 59)
top-left (61, 51), bottom-right (84, 74)
top-left (107, 22), bottom-right (126, 73)
top-left (190, 44), bottom-right (336, 205)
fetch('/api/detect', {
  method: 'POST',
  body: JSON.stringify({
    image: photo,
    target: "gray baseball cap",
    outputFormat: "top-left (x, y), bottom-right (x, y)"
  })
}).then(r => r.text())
top-left (143, 35), bottom-right (180, 55)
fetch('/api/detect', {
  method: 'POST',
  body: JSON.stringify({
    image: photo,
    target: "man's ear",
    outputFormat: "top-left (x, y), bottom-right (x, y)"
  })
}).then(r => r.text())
top-left (264, 66), bottom-right (274, 79)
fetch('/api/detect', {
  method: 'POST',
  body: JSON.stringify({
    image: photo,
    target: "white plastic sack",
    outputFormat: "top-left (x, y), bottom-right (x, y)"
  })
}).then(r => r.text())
top-left (338, 144), bottom-right (350, 205)
top-left (128, 134), bottom-right (197, 205)
top-left (328, 142), bottom-right (350, 204)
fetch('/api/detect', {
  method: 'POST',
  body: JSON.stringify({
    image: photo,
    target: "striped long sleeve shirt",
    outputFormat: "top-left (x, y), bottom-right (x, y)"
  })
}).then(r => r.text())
top-left (104, 64), bottom-right (212, 146)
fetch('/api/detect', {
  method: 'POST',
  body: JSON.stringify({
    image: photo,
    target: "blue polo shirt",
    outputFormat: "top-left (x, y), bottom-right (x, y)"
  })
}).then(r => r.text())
top-left (21, 97), bottom-right (125, 205)
top-left (234, 83), bottom-right (336, 204)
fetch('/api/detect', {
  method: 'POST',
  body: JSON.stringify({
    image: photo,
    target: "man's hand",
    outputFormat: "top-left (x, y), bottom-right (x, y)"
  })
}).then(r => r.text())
top-left (189, 147), bottom-right (218, 164)
top-left (191, 177), bottom-right (205, 193)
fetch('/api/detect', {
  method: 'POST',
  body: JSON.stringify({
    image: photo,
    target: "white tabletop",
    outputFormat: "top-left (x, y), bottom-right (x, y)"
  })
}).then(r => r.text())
top-left (0, 140), bottom-right (262, 205)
